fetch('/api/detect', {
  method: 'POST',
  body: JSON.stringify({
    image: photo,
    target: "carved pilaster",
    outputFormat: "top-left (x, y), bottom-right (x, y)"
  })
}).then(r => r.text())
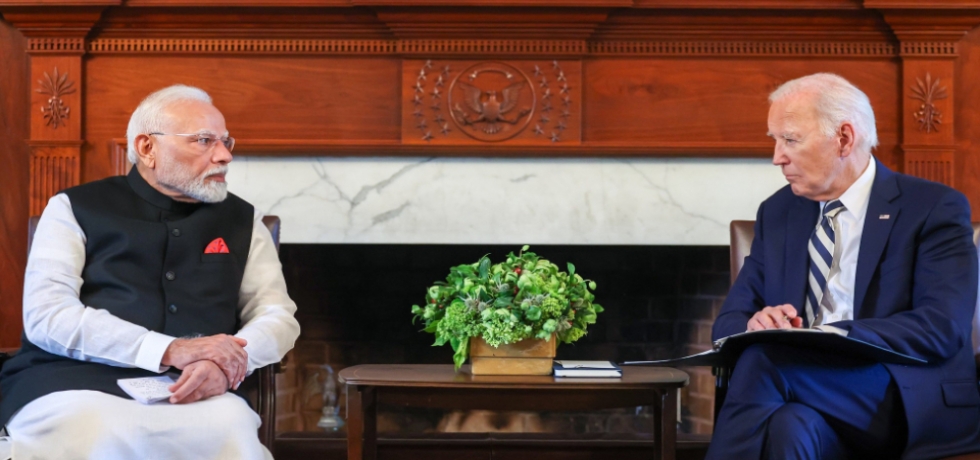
top-left (899, 63), bottom-right (957, 186)
top-left (109, 138), bottom-right (131, 176)
top-left (28, 141), bottom-right (82, 215)
top-left (1, 6), bottom-right (108, 213)
top-left (875, 8), bottom-right (977, 187)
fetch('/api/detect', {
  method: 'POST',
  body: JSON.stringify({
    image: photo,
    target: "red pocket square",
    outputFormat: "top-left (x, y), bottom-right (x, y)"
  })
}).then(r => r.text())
top-left (204, 238), bottom-right (230, 254)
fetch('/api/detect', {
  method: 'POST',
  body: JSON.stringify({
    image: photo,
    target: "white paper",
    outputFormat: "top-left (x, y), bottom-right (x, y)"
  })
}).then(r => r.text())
top-left (117, 375), bottom-right (176, 405)
top-left (554, 360), bottom-right (616, 369)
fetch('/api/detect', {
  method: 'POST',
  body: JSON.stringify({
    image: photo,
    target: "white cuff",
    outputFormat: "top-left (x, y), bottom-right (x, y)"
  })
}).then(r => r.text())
top-left (813, 325), bottom-right (848, 336)
top-left (134, 331), bottom-right (177, 372)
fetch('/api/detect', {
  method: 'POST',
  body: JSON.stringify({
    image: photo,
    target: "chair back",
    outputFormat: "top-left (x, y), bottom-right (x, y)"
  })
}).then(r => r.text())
top-left (262, 215), bottom-right (281, 252)
top-left (971, 223), bottom-right (980, 364)
top-left (729, 220), bottom-right (755, 286)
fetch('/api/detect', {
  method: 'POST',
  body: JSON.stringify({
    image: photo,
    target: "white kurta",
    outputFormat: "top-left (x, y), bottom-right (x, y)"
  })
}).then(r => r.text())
top-left (1, 193), bottom-right (301, 460)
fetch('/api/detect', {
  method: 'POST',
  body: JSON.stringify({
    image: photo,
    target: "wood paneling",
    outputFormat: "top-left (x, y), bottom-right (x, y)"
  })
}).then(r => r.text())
top-left (956, 26), bottom-right (980, 217)
top-left (583, 58), bottom-right (901, 167)
top-left (0, 18), bottom-right (30, 348)
top-left (82, 55), bottom-right (402, 182)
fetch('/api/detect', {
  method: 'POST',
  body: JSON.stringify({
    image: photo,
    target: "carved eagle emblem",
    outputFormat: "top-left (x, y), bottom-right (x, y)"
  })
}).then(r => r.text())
top-left (453, 81), bottom-right (530, 135)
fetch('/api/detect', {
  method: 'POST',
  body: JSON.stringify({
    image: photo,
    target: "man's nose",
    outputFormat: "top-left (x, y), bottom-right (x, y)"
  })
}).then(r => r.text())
top-left (213, 143), bottom-right (233, 164)
top-left (772, 147), bottom-right (788, 166)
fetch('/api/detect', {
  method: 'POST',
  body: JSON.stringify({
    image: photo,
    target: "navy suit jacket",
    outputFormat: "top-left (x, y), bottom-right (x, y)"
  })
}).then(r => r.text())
top-left (713, 160), bottom-right (980, 459)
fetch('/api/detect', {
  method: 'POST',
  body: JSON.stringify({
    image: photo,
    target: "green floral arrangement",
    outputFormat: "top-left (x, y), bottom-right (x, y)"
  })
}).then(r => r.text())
top-left (411, 246), bottom-right (604, 370)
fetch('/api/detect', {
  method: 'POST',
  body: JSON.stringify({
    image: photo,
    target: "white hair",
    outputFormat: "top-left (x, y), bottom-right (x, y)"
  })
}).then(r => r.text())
top-left (126, 85), bottom-right (212, 164)
top-left (769, 73), bottom-right (878, 154)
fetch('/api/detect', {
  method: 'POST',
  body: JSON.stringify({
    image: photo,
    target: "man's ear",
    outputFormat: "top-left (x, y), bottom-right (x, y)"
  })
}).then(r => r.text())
top-left (838, 123), bottom-right (856, 158)
top-left (134, 134), bottom-right (156, 169)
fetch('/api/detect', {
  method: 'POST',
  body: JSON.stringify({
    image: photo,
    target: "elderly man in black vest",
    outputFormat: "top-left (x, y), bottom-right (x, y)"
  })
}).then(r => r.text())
top-left (0, 85), bottom-right (300, 459)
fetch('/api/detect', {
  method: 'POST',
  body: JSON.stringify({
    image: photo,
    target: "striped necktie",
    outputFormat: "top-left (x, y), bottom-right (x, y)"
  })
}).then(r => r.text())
top-left (805, 200), bottom-right (846, 326)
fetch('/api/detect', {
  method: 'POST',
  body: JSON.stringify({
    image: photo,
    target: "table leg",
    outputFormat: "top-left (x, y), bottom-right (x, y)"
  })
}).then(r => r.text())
top-left (651, 389), bottom-right (677, 460)
top-left (346, 385), bottom-right (377, 460)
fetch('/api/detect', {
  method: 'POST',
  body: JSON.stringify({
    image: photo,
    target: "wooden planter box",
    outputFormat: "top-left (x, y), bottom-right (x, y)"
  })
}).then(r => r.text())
top-left (468, 336), bottom-right (556, 375)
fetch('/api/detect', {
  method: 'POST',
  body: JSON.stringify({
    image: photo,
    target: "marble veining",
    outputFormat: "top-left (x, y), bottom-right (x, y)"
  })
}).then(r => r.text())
top-left (228, 157), bottom-right (787, 245)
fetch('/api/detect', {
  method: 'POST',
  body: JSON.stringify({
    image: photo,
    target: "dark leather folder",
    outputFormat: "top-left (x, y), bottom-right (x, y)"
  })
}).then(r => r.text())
top-left (620, 329), bottom-right (927, 368)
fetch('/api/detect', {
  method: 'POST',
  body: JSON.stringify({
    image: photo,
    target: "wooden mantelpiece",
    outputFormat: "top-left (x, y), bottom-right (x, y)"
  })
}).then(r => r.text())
top-left (0, 1), bottom-right (980, 347)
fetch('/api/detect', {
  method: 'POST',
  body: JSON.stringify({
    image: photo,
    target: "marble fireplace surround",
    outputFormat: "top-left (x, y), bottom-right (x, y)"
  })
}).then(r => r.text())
top-left (228, 156), bottom-right (787, 246)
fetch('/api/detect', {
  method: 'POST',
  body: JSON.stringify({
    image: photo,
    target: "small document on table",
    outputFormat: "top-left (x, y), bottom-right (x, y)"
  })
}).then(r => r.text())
top-left (553, 360), bottom-right (623, 378)
top-left (117, 375), bottom-right (176, 404)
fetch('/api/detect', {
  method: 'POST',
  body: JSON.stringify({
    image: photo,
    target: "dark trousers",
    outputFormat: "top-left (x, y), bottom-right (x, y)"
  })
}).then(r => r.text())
top-left (706, 343), bottom-right (907, 460)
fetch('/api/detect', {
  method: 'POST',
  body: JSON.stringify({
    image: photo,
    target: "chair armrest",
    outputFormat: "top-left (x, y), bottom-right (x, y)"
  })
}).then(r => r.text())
top-left (712, 365), bottom-right (733, 424)
top-left (240, 362), bottom-right (282, 451)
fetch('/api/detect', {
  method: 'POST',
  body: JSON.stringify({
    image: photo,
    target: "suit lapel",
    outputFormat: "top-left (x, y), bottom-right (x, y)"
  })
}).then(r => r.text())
top-left (786, 196), bottom-right (819, 325)
top-left (853, 160), bottom-right (900, 317)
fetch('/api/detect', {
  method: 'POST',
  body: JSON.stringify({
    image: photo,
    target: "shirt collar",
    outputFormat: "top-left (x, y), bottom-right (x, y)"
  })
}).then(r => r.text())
top-left (823, 156), bottom-right (876, 221)
top-left (126, 166), bottom-right (202, 214)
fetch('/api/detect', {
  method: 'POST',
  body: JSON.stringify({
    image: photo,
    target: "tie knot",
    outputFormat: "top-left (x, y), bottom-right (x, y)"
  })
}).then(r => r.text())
top-left (823, 200), bottom-right (845, 218)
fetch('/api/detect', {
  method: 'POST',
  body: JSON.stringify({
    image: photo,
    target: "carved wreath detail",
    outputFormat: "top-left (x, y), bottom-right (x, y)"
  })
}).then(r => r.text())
top-left (412, 60), bottom-right (447, 142)
top-left (910, 73), bottom-right (947, 134)
top-left (532, 61), bottom-right (572, 143)
top-left (36, 68), bottom-right (76, 130)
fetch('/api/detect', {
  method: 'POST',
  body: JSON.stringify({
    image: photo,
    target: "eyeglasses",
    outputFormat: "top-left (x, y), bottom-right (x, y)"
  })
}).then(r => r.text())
top-left (149, 132), bottom-right (235, 153)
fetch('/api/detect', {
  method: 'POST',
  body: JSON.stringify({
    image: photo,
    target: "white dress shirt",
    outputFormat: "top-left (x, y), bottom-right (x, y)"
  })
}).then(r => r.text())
top-left (22, 193), bottom-right (300, 374)
top-left (813, 158), bottom-right (877, 329)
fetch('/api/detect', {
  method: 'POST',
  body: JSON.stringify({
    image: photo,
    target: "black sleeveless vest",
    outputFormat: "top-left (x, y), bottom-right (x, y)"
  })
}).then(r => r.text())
top-left (0, 168), bottom-right (254, 425)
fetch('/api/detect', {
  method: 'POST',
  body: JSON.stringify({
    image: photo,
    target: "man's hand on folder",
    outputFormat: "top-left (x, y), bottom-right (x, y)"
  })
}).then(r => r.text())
top-left (748, 304), bottom-right (803, 331)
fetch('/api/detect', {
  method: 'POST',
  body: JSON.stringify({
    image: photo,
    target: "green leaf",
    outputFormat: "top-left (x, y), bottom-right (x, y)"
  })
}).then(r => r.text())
top-left (521, 245), bottom-right (530, 253)
top-left (424, 321), bottom-right (439, 333)
top-left (494, 295), bottom-right (513, 308)
top-left (567, 262), bottom-right (575, 276)
top-left (526, 306), bottom-right (542, 321)
top-left (588, 281), bottom-right (597, 290)
top-left (453, 338), bottom-right (469, 370)
top-left (478, 256), bottom-right (491, 280)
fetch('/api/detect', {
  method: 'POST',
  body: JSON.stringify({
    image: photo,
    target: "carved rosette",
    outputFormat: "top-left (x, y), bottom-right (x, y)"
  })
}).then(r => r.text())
top-left (35, 68), bottom-right (76, 130)
top-left (910, 73), bottom-right (947, 133)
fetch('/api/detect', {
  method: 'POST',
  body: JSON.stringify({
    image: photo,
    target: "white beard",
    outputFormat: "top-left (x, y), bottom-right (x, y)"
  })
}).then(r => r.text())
top-left (156, 156), bottom-right (228, 203)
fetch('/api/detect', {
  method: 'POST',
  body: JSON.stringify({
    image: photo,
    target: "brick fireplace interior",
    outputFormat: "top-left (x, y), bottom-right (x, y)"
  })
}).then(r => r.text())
top-left (272, 243), bottom-right (731, 439)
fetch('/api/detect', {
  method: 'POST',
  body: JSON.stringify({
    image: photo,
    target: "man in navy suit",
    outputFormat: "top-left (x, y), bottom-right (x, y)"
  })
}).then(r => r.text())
top-left (707, 73), bottom-right (980, 459)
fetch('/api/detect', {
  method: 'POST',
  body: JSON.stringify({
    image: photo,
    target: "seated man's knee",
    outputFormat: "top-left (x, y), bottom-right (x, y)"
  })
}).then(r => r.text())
top-left (766, 403), bottom-right (847, 460)
top-left (203, 394), bottom-right (262, 433)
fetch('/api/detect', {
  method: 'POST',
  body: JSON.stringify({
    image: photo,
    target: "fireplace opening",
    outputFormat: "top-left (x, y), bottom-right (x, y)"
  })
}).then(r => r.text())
top-left (274, 243), bottom-right (729, 437)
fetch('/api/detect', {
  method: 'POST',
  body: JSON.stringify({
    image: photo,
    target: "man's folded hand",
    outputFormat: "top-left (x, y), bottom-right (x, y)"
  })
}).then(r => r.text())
top-left (168, 359), bottom-right (229, 404)
top-left (161, 334), bottom-right (248, 389)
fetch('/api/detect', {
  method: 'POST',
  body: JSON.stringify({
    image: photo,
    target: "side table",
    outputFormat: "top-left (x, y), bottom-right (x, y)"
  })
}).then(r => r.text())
top-left (339, 364), bottom-right (688, 460)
